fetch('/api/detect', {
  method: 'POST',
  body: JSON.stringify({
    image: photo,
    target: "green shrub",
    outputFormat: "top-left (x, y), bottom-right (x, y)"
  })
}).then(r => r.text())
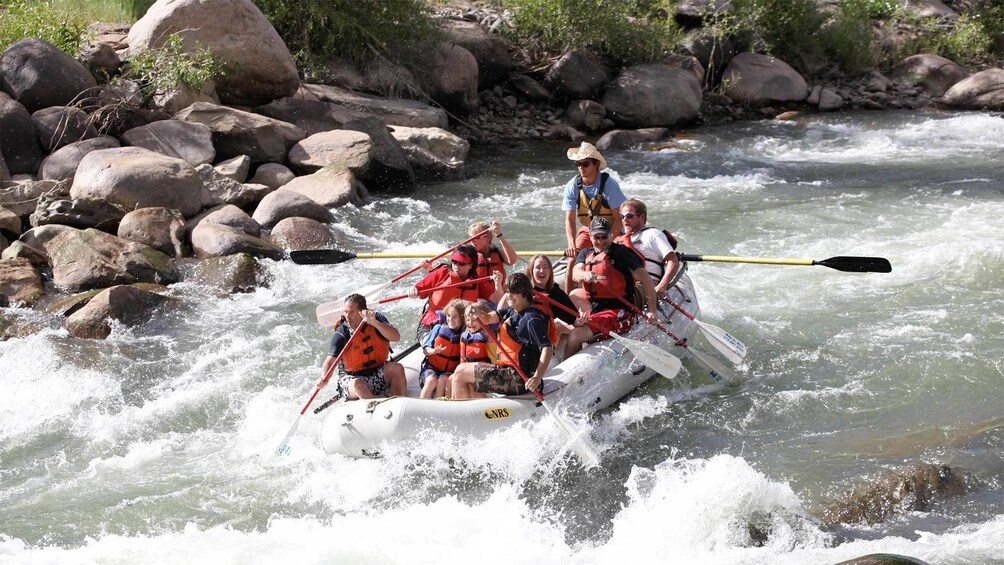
top-left (252, 0), bottom-right (441, 70)
top-left (730, 0), bottom-right (826, 67)
top-left (823, 0), bottom-right (876, 75)
top-left (500, 0), bottom-right (684, 66)
top-left (123, 35), bottom-right (225, 98)
top-left (0, 0), bottom-right (83, 55)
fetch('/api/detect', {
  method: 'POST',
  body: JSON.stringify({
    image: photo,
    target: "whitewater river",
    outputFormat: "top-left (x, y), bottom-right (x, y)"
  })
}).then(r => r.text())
top-left (2, 110), bottom-right (1002, 564)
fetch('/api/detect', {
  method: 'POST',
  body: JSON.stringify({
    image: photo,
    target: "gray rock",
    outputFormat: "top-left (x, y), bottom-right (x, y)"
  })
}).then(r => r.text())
top-left (544, 50), bottom-right (610, 100)
top-left (442, 19), bottom-right (512, 89)
top-left (187, 204), bottom-right (260, 238)
top-left (190, 222), bottom-right (283, 260)
top-left (65, 284), bottom-right (173, 339)
top-left (251, 189), bottom-right (334, 229)
top-left (181, 253), bottom-right (265, 294)
top-left (249, 163), bottom-right (295, 190)
top-left (388, 125), bottom-right (470, 181)
top-left (70, 147), bottom-right (210, 218)
top-left (118, 207), bottom-right (187, 257)
top-left (127, 0), bottom-right (299, 106)
top-left (509, 73), bottom-right (551, 101)
top-left (0, 257), bottom-right (43, 306)
top-left (299, 83), bottom-right (449, 129)
top-left (0, 206), bottom-right (22, 238)
top-left (890, 54), bottom-right (966, 97)
top-left (120, 120), bottom-right (216, 166)
top-left (943, 68), bottom-right (1004, 110)
top-left (565, 100), bottom-right (606, 131)
top-left (721, 52), bottom-right (809, 105)
top-left (214, 155), bottom-right (251, 183)
top-left (269, 216), bottom-right (336, 250)
top-left (196, 164), bottom-right (267, 208)
top-left (174, 102), bottom-right (305, 165)
top-left (596, 128), bottom-right (671, 151)
top-left (288, 130), bottom-right (373, 176)
top-left (281, 167), bottom-right (363, 209)
top-left (48, 228), bottom-right (179, 292)
top-left (603, 64), bottom-right (703, 128)
top-left (32, 106), bottom-right (99, 152)
top-left (415, 43), bottom-right (479, 115)
top-left (0, 92), bottom-right (44, 175)
top-left (0, 38), bottom-right (97, 113)
top-left (40, 137), bottom-right (121, 182)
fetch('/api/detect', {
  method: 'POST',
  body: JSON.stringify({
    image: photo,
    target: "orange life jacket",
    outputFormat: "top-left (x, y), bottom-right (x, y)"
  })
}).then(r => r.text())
top-left (419, 266), bottom-right (483, 327)
top-left (476, 248), bottom-right (506, 285)
top-left (425, 325), bottom-right (462, 373)
top-left (531, 294), bottom-right (559, 346)
top-left (340, 323), bottom-right (391, 374)
top-left (582, 248), bottom-right (632, 301)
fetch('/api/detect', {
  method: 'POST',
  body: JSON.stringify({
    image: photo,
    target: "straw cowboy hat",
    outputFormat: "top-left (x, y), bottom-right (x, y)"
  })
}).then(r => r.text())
top-left (566, 141), bottom-right (607, 171)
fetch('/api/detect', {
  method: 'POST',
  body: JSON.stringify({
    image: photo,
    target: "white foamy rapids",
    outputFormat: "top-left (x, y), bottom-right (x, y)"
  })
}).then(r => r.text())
top-left (749, 113), bottom-right (1004, 165)
top-left (4, 455), bottom-right (1000, 565)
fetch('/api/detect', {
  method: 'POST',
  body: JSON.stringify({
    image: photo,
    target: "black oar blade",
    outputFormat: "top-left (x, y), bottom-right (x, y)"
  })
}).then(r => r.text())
top-left (289, 249), bottom-right (357, 265)
top-left (816, 256), bottom-right (892, 273)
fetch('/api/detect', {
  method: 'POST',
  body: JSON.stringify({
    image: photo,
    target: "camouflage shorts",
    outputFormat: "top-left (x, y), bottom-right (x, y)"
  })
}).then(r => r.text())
top-left (339, 366), bottom-right (390, 398)
top-left (473, 364), bottom-right (525, 396)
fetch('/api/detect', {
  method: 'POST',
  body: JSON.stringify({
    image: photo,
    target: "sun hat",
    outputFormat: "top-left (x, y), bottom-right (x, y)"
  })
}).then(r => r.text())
top-left (589, 217), bottom-right (611, 235)
top-left (566, 141), bottom-right (607, 171)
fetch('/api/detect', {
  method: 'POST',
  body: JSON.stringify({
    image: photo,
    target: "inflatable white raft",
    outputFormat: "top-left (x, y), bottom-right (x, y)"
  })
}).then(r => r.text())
top-left (320, 274), bottom-right (701, 457)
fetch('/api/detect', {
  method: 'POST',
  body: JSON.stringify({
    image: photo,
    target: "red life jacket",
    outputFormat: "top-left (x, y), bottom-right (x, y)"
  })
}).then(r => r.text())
top-left (425, 325), bottom-right (462, 373)
top-left (461, 330), bottom-right (493, 363)
top-left (582, 248), bottom-right (632, 301)
top-left (476, 248), bottom-right (506, 291)
top-left (340, 323), bottom-right (391, 374)
top-left (419, 266), bottom-right (482, 327)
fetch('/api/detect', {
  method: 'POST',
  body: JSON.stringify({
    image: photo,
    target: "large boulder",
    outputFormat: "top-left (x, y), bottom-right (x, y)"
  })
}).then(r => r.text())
top-left (187, 204), bottom-right (260, 238)
top-left (174, 102), bottom-right (305, 165)
top-left (942, 68), bottom-right (1004, 111)
top-left (602, 64), bottom-right (703, 128)
top-left (127, 0), bottom-right (299, 106)
top-left (281, 167), bottom-right (364, 209)
top-left (117, 207), bottom-right (187, 257)
top-left (39, 137), bottom-right (121, 182)
top-left (0, 92), bottom-right (43, 175)
top-left (889, 54), bottom-right (966, 97)
top-left (17, 224), bottom-right (79, 261)
top-left (269, 216), bottom-right (336, 250)
top-left (249, 163), bottom-right (295, 190)
top-left (300, 84), bottom-right (449, 129)
top-left (0, 38), bottom-right (97, 113)
top-left (288, 130), bottom-right (373, 176)
top-left (442, 20), bottom-right (512, 90)
top-left (65, 284), bottom-right (173, 339)
top-left (0, 257), bottom-right (43, 306)
top-left (545, 50), bottom-right (610, 100)
top-left (120, 120), bottom-right (215, 166)
top-left (388, 126), bottom-right (470, 181)
top-left (415, 43), bottom-right (479, 115)
top-left (195, 164), bottom-right (272, 209)
top-left (721, 52), bottom-right (809, 105)
top-left (32, 106), bottom-right (99, 153)
top-left (190, 222), bottom-right (283, 260)
top-left (71, 147), bottom-right (211, 218)
top-left (181, 252), bottom-right (265, 294)
top-left (251, 189), bottom-right (334, 229)
top-left (48, 228), bottom-right (179, 292)
top-left (30, 190), bottom-right (128, 232)
top-left (214, 155), bottom-right (250, 183)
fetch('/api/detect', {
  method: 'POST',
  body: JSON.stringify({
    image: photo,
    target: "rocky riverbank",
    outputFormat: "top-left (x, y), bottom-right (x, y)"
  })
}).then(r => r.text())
top-left (1, 0), bottom-right (1003, 341)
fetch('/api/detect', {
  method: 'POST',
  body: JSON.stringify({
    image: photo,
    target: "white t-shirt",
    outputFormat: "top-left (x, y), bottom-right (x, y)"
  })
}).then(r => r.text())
top-left (625, 226), bottom-right (674, 282)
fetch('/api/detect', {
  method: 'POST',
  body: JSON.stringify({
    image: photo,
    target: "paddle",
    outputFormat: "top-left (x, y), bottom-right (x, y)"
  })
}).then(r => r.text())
top-left (316, 276), bottom-right (492, 326)
top-left (533, 292), bottom-right (682, 381)
top-left (611, 294), bottom-right (741, 385)
top-left (679, 254), bottom-right (892, 273)
top-left (291, 249), bottom-right (566, 264)
top-left (661, 297), bottom-right (747, 365)
top-left (274, 318), bottom-right (366, 459)
top-left (312, 229), bottom-right (491, 323)
top-left (480, 324), bottom-right (601, 470)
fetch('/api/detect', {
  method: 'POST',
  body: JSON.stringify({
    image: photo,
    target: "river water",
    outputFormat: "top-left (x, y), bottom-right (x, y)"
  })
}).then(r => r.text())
top-left (1, 110), bottom-right (1002, 564)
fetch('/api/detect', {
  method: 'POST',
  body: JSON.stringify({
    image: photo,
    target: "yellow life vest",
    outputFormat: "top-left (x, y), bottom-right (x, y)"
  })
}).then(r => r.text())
top-left (576, 172), bottom-right (613, 227)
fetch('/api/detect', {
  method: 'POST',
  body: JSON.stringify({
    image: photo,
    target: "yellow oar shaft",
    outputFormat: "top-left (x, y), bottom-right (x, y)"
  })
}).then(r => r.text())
top-left (695, 255), bottom-right (814, 267)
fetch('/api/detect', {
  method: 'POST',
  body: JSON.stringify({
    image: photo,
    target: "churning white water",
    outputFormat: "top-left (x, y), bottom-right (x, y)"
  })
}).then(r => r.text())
top-left (1, 110), bottom-right (1002, 564)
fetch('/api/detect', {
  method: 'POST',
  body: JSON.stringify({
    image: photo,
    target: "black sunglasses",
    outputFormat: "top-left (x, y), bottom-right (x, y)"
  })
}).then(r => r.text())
top-left (622, 212), bottom-right (641, 219)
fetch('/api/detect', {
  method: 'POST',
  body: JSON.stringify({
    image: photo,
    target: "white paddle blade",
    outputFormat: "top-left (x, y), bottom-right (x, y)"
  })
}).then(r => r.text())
top-left (314, 280), bottom-right (395, 325)
top-left (544, 403), bottom-right (600, 470)
top-left (696, 321), bottom-right (748, 365)
top-left (609, 332), bottom-right (683, 380)
top-left (687, 346), bottom-right (743, 386)
top-left (273, 414), bottom-right (302, 459)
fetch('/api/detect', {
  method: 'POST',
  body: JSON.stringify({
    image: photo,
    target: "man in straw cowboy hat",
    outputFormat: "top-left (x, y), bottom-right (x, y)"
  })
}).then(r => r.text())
top-left (562, 141), bottom-right (627, 260)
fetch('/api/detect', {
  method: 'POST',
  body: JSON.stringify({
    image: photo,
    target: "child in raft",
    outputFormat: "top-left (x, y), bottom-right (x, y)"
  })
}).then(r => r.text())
top-left (460, 301), bottom-right (496, 366)
top-left (419, 299), bottom-right (468, 399)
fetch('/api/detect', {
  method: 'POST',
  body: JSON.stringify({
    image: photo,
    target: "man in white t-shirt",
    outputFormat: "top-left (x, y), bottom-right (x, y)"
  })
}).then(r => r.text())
top-left (616, 198), bottom-right (681, 296)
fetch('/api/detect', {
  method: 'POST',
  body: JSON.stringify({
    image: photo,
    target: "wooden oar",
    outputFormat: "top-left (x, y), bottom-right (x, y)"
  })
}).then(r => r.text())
top-left (480, 325), bottom-right (600, 470)
top-left (274, 319), bottom-right (366, 459)
top-left (612, 295), bottom-right (741, 385)
top-left (311, 229), bottom-right (491, 323)
top-left (661, 298), bottom-right (747, 364)
top-left (291, 249), bottom-right (566, 264)
top-left (679, 254), bottom-right (892, 273)
top-left (533, 292), bottom-right (682, 381)
top-left (316, 276), bottom-right (492, 326)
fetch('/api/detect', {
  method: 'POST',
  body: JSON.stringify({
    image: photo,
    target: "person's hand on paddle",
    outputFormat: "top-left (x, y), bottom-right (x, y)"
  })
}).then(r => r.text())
top-left (408, 287), bottom-right (420, 299)
top-left (645, 310), bottom-right (657, 324)
top-left (491, 270), bottom-right (503, 289)
top-left (420, 259), bottom-right (433, 272)
top-left (525, 374), bottom-right (542, 393)
top-left (564, 247), bottom-right (577, 258)
top-left (490, 220), bottom-right (502, 238)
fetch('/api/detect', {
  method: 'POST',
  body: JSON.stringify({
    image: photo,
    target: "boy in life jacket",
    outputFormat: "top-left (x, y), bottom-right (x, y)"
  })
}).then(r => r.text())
top-left (419, 299), bottom-right (468, 399)
top-left (468, 220), bottom-right (516, 295)
top-left (451, 273), bottom-right (553, 399)
top-left (565, 217), bottom-right (659, 359)
top-left (318, 293), bottom-right (407, 400)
